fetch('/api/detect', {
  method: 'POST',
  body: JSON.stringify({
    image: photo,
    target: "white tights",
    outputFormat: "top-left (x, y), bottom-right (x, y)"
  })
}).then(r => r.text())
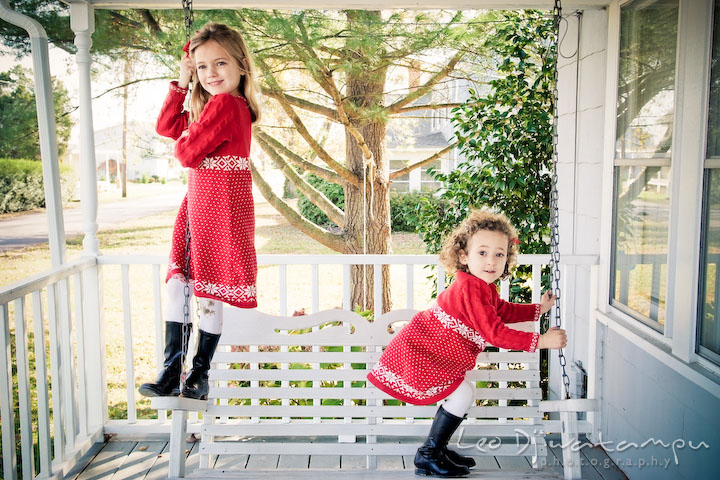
top-left (442, 379), bottom-right (475, 417)
top-left (166, 277), bottom-right (224, 335)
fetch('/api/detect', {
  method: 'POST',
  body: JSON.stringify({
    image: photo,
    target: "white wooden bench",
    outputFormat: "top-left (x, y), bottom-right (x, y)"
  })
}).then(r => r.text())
top-left (152, 307), bottom-right (591, 479)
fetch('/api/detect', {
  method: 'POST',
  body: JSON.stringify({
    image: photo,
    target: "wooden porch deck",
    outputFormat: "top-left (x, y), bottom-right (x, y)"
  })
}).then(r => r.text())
top-left (64, 436), bottom-right (628, 480)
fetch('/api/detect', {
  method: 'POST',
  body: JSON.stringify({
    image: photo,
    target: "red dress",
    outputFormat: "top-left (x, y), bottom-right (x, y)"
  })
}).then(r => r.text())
top-left (367, 271), bottom-right (541, 405)
top-left (156, 81), bottom-right (257, 308)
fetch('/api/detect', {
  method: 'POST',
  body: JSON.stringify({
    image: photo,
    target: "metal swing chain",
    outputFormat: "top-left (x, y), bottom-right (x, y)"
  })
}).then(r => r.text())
top-left (182, 0), bottom-right (194, 45)
top-left (179, 0), bottom-right (194, 389)
top-left (550, 0), bottom-right (571, 401)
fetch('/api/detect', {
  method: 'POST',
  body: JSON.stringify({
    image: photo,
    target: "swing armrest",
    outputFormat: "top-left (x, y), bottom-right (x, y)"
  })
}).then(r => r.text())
top-left (539, 398), bottom-right (599, 413)
top-left (150, 396), bottom-right (209, 412)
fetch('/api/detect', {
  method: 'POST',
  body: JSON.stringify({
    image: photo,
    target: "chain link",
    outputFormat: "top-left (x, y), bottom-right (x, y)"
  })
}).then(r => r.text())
top-left (179, 0), bottom-right (194, 388)
top-left (182, 0), bottom-right (194, 41)
top-left (550, 0), bottom-right (571, 400)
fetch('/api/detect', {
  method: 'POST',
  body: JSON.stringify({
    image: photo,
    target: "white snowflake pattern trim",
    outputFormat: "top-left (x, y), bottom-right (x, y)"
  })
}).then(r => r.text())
top-left (195, 280), bottom-right (257, 304)
top-left (529, 332), bottom-right (540, 353)
top-left (430, 305), bottom-right (486, 348)
top-left (533, 303), bottom-right (541, 322)
top-left (371, 362), bottom-right (453, 401)
top-left (170, 83), bottom-right (188, 95)
top-left (198, 155), bottom-right (250, 171)
top-left (168, 261), bottom-right (182, 272)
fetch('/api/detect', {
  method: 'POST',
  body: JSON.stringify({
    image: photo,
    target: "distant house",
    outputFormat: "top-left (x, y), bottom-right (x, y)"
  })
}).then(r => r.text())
top-left (387, 73), bottom-right (471, 192)
top-left (70, 121), bottom-right (180, 182)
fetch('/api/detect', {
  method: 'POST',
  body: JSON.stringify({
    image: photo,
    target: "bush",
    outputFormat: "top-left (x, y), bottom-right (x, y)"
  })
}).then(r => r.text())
top-left (298, 174), bottom-right (448, 233)
top-left (297, 174), bottom-right (345, 227)
top-left (390, 191), bottom-right (449, 232)
top-left (0, 158), bottom-right (76, 213)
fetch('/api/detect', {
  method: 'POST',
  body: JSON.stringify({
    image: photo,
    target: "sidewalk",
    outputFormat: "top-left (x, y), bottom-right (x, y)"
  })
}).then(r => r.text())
top-left (0, 182), bottom-right (186, 252)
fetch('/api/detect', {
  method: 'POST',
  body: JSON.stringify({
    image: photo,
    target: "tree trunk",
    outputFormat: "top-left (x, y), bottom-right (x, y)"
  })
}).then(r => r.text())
top-left (344, 11), bottom-right (391, 314)
top-left (121, 57), bottom-right (131, 198)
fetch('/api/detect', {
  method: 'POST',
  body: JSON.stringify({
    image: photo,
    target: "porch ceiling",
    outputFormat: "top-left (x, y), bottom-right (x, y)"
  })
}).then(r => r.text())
top-left (65, 0), bottom-right (611, 11)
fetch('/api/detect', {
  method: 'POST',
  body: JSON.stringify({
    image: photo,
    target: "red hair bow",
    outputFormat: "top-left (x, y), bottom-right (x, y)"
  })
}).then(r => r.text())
top-left (512, 238), bottom-right (520, 245)
top-left (182, 31), bottom-right (199, 58)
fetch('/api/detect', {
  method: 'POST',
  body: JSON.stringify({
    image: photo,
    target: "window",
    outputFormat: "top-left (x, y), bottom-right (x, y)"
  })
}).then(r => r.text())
top-left (698, 0), bottom-right (720, 364)
top-left (390, 159), bottom-right (410, 192)
top-left (420, 160), bottom-right (442, 191)
top-left (610, 0), bottom-right (678, 329)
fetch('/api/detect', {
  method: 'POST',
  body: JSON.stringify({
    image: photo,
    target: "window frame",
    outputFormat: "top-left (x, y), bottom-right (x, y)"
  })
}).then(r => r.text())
top-left (609, 0), bottom-right (679, 333)
top-left (603, 0), bottom-right (718, 372)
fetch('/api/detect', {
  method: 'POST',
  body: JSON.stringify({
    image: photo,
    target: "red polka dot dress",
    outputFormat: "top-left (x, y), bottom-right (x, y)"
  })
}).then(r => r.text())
top-left (367, 271), bottom-right (541, 405)
top-left (156, 81), bottom-right (257, 308)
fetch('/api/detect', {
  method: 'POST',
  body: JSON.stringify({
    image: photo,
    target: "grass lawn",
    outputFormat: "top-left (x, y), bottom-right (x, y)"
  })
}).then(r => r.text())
top-left (1, 198), bottom-right (431, 420)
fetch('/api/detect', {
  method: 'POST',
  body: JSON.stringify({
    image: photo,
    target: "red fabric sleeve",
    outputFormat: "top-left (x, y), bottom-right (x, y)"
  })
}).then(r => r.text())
top-left (173, 93), bottom-right (239, 168)
top-left (461, 283), bottom-right (540, 352)
top-left (156, 81), bottom-right (189, 140)
top-left (496, 300), bottom-right (541, 324)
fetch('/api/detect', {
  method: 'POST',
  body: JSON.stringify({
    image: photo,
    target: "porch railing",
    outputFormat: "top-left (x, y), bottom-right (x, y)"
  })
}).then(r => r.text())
top-left (0, 253), bottom-right (597, 479)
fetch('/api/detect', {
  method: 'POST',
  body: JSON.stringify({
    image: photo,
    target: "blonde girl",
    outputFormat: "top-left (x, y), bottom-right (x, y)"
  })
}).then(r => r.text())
top-left (140, 22), bottom-right (261, 400)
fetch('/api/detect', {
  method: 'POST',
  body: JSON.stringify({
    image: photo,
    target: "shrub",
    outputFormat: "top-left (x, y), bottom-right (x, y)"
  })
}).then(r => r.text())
top-left (390, 191), bottom-right (449, 232)
top-left (298, 174), bottom-right (448, 233)
top-left (0, 158), bottom-right (76, 213)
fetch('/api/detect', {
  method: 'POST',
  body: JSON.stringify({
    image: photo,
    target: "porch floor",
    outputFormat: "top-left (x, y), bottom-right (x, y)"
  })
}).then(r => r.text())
top-left (64, 435), bottom-right (628, 480)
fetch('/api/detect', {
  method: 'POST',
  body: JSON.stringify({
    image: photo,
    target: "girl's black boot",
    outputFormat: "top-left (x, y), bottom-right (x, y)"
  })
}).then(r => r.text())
top-left (414, 406), bottom-right (471, 477)
top-left (181, 330), bottom-right (221, 400)
top-left (139, 322), bottom-right (191, 397)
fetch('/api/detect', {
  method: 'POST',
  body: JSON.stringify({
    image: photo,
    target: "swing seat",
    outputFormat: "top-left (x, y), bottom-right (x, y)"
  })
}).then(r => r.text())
top-left (150, 307), bottom-right (551, 479)
top-left (540, 399), bottom-right (600, 480)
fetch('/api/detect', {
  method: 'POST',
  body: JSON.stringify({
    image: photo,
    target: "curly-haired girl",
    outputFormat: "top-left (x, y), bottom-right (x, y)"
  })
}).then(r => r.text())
top-left (367, 209), bottom-right (566, 478)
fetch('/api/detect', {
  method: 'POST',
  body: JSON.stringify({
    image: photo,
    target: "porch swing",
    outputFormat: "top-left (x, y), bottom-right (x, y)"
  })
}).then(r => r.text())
top-left (161, 1), bottom-right (599, 479)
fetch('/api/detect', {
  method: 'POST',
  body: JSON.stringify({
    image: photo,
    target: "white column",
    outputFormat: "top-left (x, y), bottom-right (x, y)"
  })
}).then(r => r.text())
top-left (70, 2), bottom-right (99, 255)
top-left (70, 1), bottom-right (107, 435)
top-left (0, 0), bottom-right (66, 266)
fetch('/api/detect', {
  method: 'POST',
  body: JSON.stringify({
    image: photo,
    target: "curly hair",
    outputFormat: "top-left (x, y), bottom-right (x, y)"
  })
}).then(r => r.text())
top-left (439, 209), bottom-right (519, 280)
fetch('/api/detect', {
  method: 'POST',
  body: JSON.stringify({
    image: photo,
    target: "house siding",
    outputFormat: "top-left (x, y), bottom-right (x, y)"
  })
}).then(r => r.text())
top-left (552, 9), bottom-right (608, 401)
top-left (601, 329), bottom-right (720, 479)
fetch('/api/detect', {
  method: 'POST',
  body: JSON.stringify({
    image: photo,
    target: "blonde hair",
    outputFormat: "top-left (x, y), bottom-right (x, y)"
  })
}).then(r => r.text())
top-left (439, 209), bottom-right (519, 280)
top-left (187, 22), bottom-right (262, 124)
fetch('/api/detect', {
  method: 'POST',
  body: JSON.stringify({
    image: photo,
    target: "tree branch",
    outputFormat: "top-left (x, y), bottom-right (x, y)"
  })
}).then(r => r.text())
top-left (109, 11), bottom-right (143, 29)
top-left (389, 142), bottom-right (457, 180)
top-left (394, 103), bottom-right (463, 114)
top-left (257, 57), bottom-right (361, 188)
top-left (254, 133), bottom-right (346, 228)
top-left (139, 10), bottom-right (163, 35)
top-left (255, 129), bottom-right (342, 184)
top-left (386, 52), bottom-right (464, 114)
top-left (291, 15), bottom-right (375, 162)
top-left (250, 161), bottom-right (345, 252)
top-left (261, 87), bottom-right (339, 121)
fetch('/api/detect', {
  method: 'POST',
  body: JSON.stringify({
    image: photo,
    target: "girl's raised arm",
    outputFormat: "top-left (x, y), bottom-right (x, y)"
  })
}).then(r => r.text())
top-left (173, 94), bottom-right (241, 168)
top-left (156, 82), bottom-right (189, 140)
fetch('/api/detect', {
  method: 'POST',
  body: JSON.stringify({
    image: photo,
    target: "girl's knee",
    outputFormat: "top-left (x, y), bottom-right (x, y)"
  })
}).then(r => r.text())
top-left (198, 298), bottom-right (224, 334)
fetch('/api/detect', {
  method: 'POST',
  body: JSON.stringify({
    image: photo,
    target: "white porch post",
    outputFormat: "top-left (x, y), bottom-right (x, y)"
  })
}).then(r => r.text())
top-left (0, 0), bottom-right (66, 266)
top-left (69, 1), bottom-right (107, 435)
top-left (70, 1), bottom-right (100, 255)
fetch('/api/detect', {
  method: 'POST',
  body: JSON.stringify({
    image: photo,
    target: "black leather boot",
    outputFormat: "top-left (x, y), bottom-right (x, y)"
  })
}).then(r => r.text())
top-left (443, 413), bottom-right (476, 468)
top-left (444, 446), bottom-right (476, 469)
top-left (139, 322), bottom-right (191, 397)
top-left (414, 406), bottom-right (471, 477)
top-left (181, 330), bottom-right (221, 400)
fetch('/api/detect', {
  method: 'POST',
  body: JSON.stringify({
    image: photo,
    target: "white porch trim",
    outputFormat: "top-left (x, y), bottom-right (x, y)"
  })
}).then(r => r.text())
top-left (0, 0), bottom-right (67, 266)
top-left (70, 1), bottom-right (101, 256)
